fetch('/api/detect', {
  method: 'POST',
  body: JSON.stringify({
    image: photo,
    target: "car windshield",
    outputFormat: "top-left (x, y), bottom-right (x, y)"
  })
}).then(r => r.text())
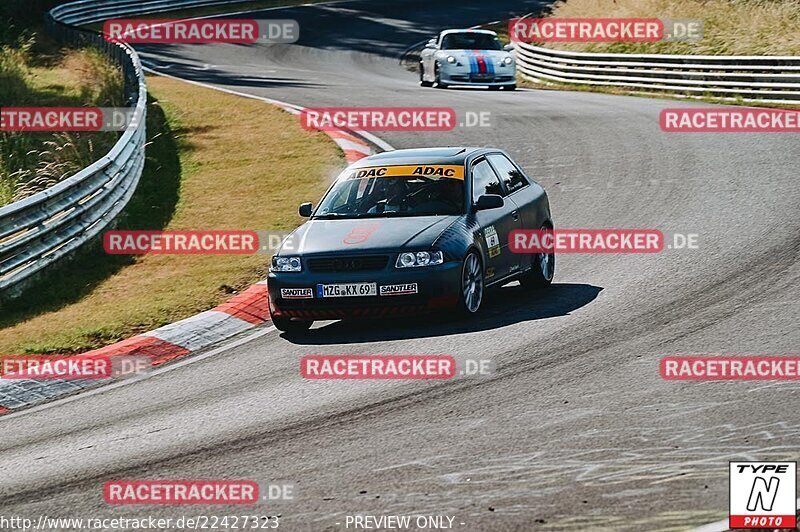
top-left (441, 33), bottom-right (502, 51)
top-left (313, 170), bottom-right (465, 219)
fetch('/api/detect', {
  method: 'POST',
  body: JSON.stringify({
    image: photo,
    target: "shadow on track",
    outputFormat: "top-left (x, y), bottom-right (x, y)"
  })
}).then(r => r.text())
top-left (0, 97), bottom-right (181, 324)
top-left (139, 51), bottom-right (326, 89)
top-left (252, 0), bottom-right (547, 59)
top-left (282, 282), bottom-right (603, 344)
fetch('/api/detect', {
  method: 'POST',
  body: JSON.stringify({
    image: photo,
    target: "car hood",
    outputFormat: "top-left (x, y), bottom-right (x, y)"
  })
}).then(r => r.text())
top-left (282, 216), bottom-right (459, 255)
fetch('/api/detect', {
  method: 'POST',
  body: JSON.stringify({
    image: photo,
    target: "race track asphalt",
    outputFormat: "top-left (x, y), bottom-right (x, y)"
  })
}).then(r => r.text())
top-left (1, 1), bottom-right (799, 530)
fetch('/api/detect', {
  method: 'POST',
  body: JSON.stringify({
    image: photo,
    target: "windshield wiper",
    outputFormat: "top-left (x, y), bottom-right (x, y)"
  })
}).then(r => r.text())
top-left (312, 212), bottom-right (353, 219)
top-left (314, 211), bottom-right (452, 220)
top-left (359, 211), bottom-right (448, 218)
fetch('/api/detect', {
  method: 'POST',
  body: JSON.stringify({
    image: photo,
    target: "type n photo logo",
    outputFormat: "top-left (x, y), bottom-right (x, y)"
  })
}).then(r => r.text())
top-left (730, 461), bottom-right (797, 529)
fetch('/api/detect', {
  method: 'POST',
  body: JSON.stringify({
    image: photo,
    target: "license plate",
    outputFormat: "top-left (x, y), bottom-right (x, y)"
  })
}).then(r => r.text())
top-left (472, 74), bottom-right (493, 81)
top-left (316, 283), bottom-right (377, 298)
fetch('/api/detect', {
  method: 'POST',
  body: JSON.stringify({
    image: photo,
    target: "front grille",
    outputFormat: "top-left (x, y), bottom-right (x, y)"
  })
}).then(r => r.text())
top-left (307, 255), bottom-right (389, 273)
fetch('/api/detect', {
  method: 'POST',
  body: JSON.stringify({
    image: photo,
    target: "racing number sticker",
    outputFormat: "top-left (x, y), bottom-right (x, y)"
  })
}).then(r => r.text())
top-left (484, 226), bottom-right (501, 258)
top-left (343, 222), bottom-right (381, 245)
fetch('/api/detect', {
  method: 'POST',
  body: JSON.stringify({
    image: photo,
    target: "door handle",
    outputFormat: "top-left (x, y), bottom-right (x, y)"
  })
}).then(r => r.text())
top-left (511, 210), bottom-right (519, 221)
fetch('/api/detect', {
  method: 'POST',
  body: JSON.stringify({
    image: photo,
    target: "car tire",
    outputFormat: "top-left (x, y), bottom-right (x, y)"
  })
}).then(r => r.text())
top-left (520, 224), bottom-right (555, 289)
top-left (488, 85), bottom-right (501, 91)
top-left (458, 251), bottom-right (484, 315)
top-left (435, 64), bottom-right (448, 89)
top-left (272, 315), bottom-right (313, 333)
top-left (419, 63), bottom-right (433, 87)
top-left (505, 84), bottom-right (517, 91)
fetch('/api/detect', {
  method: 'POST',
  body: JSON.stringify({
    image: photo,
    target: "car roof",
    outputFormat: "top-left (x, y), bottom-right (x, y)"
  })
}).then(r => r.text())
top-left (351, 147), bottom-right (492, 167)
top-left (440, 29), bottom-right (498, 37)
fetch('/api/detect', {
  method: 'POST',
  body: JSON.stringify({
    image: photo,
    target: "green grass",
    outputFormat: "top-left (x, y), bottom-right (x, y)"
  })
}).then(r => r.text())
top-left (0, 94), bottom-right (182, 350)
top-left (0, 75), bottom-right (340, 355)
top-left (0, 41), bottom-right (122, 206)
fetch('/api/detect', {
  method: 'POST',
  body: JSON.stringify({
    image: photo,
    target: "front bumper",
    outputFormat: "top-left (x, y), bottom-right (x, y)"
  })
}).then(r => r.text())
top-left (268, 260), bottom-right (461, 320)
top-left (439, 64), bottom-right (516, 86)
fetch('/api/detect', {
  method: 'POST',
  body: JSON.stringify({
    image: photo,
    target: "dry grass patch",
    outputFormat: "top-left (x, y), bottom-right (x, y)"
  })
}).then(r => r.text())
top-left (1, 47), bottom-right (122, 205)
top-left (0, 75), bottom-right (341, 355)
top-left (533, 0), bottom-right (800, 55)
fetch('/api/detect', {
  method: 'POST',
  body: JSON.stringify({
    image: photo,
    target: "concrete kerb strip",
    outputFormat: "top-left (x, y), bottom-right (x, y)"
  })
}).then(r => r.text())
top-left (141, 63), bottom-right (389, 162)
top-left (0, 63), bottom-right (396, 415)
top-left (0, 282), bottom-right (266, 413)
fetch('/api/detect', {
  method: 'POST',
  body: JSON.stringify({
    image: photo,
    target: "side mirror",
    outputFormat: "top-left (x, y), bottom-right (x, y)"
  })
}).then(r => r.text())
top-left (474, 194), bottom-right (504, 211)
top-left (298, 202), bottom-right (313, 217)
top-left (425, 42), bottom-right (438, 49)
top-left (503, 43), bottom-right (514, 52)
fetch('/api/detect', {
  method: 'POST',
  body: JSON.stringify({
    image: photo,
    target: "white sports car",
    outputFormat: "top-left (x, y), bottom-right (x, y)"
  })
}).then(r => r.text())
top-left (419, 29), bottom-right (516, 90)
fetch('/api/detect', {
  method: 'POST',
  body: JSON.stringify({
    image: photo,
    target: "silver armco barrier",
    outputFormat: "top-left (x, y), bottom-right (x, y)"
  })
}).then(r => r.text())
top-left (514, 42), bottom-right (800, 105)
top-left (5, 2), bottom-right (797, 299)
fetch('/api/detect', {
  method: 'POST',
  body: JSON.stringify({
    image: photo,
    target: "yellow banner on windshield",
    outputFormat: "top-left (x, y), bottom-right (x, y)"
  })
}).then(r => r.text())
top-left (345, 165), bottom-right (465, 180)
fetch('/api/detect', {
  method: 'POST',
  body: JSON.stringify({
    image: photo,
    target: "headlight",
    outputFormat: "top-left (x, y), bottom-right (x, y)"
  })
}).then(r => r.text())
top-left (502, 56), bottom-right (513, 65)
top-left (271, 256), bottom-right (302, 272)
top-left (447, 56), bottom-right (456, 64)
top-left (395, 251), bottom-right (444, 268)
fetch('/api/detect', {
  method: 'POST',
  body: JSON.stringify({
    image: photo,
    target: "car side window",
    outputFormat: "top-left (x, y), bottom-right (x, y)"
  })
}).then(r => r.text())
top-left (487, 154), bottom-right (528, 195)
top-left (471, 159), bottom-right (503, 203)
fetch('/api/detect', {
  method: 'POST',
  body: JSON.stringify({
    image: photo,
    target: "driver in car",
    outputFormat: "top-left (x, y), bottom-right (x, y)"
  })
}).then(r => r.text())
top-left (366, 179), bottom-right (409, 214)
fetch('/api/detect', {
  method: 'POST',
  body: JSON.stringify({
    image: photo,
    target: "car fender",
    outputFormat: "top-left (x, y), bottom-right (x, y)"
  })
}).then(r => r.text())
top-left (431, 216), bottom-right (473, 260)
